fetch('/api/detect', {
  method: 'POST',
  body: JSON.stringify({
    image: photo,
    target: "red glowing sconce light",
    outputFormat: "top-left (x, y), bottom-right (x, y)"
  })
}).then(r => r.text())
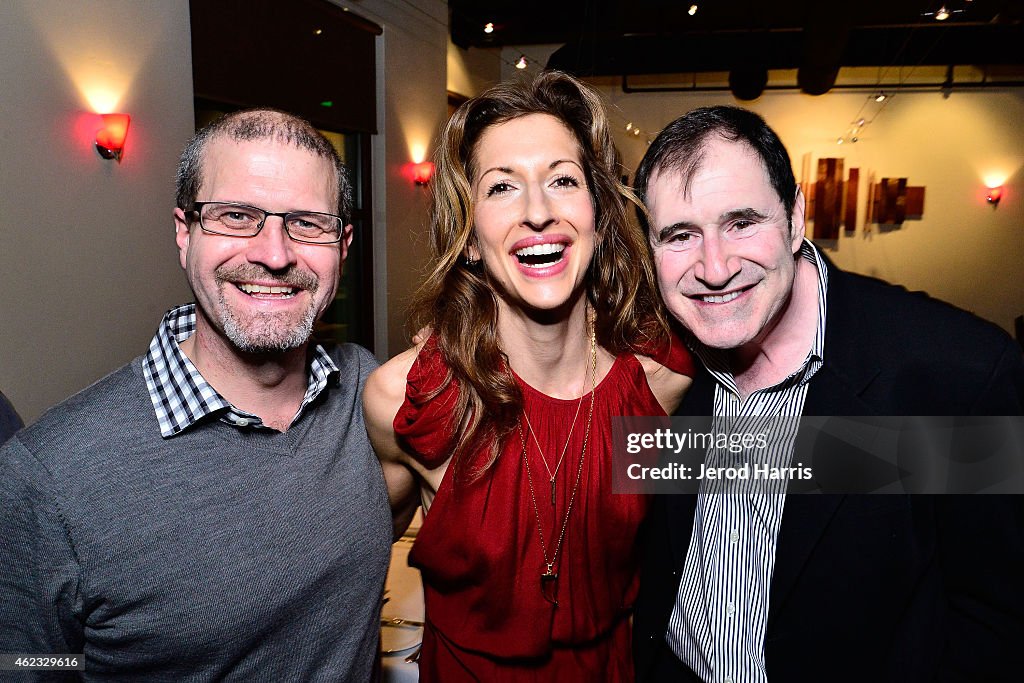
top-left (95, 113), bottom-right (131, 162)
top-left (986, 186), bottom-right (1003, 208)
top-left (412, 161), bottom-right (434, 186)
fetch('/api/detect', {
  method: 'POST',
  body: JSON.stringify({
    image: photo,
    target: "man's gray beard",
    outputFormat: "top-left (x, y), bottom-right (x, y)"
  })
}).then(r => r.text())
top-left (218, 296), bottom-right (319, 354)
top-left (212, 264), bottom-right (321, 354)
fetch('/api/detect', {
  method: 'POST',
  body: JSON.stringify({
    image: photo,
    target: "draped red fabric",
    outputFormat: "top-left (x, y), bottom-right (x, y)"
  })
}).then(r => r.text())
top-left (393, 336), bottom-right (691, 680)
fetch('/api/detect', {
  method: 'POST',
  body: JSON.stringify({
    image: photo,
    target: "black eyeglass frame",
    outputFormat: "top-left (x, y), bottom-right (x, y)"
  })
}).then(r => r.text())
top-left (187, 201), bottom-right (348, 245)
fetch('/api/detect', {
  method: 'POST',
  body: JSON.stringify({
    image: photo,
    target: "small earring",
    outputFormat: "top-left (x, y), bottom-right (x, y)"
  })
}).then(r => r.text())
top-left (464, 254), bottom-right (478, 266)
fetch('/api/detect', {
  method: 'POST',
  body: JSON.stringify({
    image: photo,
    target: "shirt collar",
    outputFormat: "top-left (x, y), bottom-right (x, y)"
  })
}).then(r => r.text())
top-left (142, 303), bottom-right (339, 438)
top-left (687, 239), bottom-right (829, 394)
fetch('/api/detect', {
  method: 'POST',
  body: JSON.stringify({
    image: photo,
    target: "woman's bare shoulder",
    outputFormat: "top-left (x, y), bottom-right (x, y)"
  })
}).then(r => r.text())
top-left (366, 346), bottom-right (421, 402)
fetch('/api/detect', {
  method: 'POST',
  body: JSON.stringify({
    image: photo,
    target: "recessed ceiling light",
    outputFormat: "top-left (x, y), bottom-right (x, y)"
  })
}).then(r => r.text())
top-left (484, 22), bottom-right (494, 34)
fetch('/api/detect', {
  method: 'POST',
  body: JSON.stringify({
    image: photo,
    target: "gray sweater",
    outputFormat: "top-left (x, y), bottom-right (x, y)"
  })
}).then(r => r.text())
top-left (0, 344), bottom-right (391, 681)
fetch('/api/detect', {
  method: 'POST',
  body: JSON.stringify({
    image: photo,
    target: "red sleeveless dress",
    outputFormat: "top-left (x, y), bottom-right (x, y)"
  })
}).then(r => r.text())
top-left (394, 338), bottom-right (693, 682)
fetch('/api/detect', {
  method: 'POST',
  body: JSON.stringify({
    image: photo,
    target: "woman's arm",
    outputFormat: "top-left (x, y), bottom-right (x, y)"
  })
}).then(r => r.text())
top-left (363, 347), bottom-right (422, 540)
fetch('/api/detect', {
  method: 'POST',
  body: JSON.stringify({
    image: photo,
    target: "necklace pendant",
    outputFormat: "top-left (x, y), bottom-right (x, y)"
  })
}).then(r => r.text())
top-left (550, 477), bottom-right (556, 506)
top-left (541, 565), bottom-right (559, 606)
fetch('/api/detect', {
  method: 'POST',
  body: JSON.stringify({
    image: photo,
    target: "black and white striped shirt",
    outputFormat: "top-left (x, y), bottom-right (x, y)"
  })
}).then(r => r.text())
top-left (666, 240), bottom-right (829, 683)
top-left (142, 303), bottom-right (339, 438)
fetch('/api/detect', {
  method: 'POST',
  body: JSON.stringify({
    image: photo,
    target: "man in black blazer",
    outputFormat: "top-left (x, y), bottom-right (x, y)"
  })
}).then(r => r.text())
top-left (631, 105), bottom-right (1024, 681)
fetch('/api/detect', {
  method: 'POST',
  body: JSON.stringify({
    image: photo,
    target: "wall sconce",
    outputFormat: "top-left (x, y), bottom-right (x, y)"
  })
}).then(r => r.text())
top-left (986, 186), bottom-right (1002, 208)
top-left (413, 161), bottom-right (434, 186)
top-left (95, 113), bottom-right (131, 162)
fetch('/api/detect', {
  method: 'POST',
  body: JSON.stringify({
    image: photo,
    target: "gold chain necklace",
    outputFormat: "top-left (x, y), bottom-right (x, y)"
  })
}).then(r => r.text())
top-left (521, 349), bottom-right (589, 506)
top-left (515, 320), bottom-right (598, 607)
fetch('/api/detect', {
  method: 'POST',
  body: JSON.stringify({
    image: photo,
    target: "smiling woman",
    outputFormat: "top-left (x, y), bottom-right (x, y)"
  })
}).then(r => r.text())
top-left (468, 113), bottom-right (597, 313)
top-left (363, 71), bottom-right (695, 681)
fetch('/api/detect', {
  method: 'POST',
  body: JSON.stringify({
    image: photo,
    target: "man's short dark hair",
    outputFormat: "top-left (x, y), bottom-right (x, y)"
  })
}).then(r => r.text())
top-left (633, 106), bottom-right (797, 231)
top-left (175, 108), bottom-right (353, 223)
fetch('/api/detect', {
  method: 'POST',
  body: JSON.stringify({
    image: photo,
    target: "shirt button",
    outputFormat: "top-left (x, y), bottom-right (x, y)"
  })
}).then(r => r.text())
top-left (726, 602), bottom-right (736, 616)
top-left (724, 677), bottom-right (734, 683)
top-left (234, 417), bottom-right (249, 426)
top-left (730, 529), bottom-right (739, 543)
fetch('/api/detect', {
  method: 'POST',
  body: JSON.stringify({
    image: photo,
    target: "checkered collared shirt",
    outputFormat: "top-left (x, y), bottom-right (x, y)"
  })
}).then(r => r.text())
top-left (142, 304), bottom-right (339, 438)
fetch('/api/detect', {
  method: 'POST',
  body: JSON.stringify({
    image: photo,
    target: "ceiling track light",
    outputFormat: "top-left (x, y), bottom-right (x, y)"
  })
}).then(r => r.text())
top-left (688, 4), bottom-right (698, 16)
top-left (515, 55), bottom-right (527, 69)
top-left (922, 4), bottom-right (963, 21)
top-left (484, 22), bottom-right (494, 34)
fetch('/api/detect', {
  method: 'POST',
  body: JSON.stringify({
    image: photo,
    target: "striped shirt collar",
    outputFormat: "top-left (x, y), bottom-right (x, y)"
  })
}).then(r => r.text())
top-left (687, 239), bottom-right (829, 398)
top-left (142, 303), bottom-right (339, 438)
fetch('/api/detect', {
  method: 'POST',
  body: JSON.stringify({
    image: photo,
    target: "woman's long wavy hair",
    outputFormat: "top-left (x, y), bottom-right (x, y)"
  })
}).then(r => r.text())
top-left (408, 70), bottom-right (668, 477)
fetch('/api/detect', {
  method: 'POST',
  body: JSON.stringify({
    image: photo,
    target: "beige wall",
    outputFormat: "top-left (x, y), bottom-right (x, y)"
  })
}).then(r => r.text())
top-left (448, 41), bottom-right (501, 98)
top-left (347, 0), bottom-right (449, 358)
top-left (591, 84), bottom-right (1024, 334)
top-left (0, 0), bottom-right (195, 423)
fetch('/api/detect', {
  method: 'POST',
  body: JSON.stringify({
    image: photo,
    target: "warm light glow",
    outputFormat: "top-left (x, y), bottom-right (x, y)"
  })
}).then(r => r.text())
top-left (314, 28), bottom-right (323, 35)
top-left (875, 92), bottom-right (887, 102)
top-left (22, 2), bottom-right (156, 115)
top-left (983, 172), bottom-right (1008, 188)
top-left (689, 4), bottom-right (698, 16)
top-left (95, 113), bottom-right (131, 162)
top-left (515, 55), bottom-right (527, 70)
top-left (935, 6), bottom-right (950, 21)
top-left (83, 87), bottom-right (123, 114)
top-left (626, 122), bottom-right (633, 131)
top-left (413, 161), bottom-right (435, 186)
top-left (484, 22), bottom-right (494, 34)
top-left (409, 142), bottom-right (428, 165)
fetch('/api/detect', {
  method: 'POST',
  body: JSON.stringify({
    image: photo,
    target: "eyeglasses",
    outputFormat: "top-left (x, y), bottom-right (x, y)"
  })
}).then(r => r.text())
top-left (188, 201), bottom-right (346, 245)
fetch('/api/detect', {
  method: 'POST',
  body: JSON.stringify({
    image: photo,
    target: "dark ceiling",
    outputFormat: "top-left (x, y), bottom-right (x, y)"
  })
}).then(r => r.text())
top-left (450, 0), bottom-right (1024, 95)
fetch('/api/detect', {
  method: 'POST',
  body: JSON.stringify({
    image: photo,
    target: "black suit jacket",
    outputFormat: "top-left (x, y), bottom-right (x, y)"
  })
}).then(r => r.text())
top-left (634, 255), bottom-right (1024, 682)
